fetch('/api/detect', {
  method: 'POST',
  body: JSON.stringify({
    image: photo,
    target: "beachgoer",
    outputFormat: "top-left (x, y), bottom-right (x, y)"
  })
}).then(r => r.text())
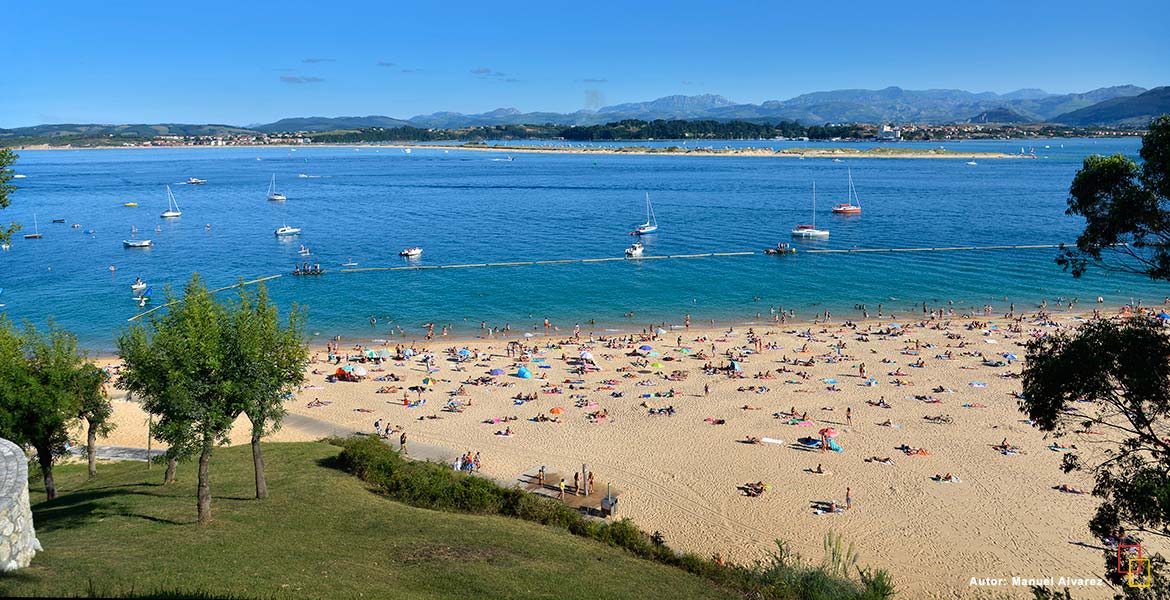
top-left (846, 487), bottom-right (852, 509)
top-left (559, 478), bottom-right (566, 500)
top-left (399, 432), bottom-right (408, 454)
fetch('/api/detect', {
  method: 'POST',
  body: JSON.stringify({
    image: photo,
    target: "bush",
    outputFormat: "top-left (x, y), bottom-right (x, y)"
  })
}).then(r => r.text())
top-left (330, 436), bottom-right (893, 600)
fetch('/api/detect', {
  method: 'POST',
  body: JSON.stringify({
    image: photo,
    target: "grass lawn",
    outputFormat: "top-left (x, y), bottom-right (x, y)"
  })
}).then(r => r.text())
top-left (1, 442), bottom-right (737, 599)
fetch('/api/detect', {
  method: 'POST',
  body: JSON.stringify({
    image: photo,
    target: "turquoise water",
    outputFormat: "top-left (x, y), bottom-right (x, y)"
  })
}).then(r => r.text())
top-left (0, 138), bottom-right (1164, 348)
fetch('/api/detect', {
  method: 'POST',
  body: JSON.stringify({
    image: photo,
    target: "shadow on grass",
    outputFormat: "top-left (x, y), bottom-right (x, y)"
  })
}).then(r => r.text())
top-left (34, 487), bottom-right (194, 532)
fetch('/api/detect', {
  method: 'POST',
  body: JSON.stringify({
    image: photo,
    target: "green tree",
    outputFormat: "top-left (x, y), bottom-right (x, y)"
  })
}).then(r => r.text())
top-left (224, 284), bottom-right (308, 499)
top-left (0, 148), bottom-right (21, 244)
top-left (1021, 318), bottom-right (1169, 596)
top-left (0, 319), bottom-right (92, 500)
top-left (76, 363), bottom-right (115, 478)
top-left (1057, 114), bottom-right (1170, 279)
top-left (118, 275), bottom-right (237, 523)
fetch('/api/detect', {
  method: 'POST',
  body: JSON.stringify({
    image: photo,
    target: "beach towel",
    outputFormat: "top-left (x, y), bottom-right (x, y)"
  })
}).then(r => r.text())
top-left (827, 438), bottom-right (843, 452)
top-left (969, 382), bottom-right (988, 388)
top-left (760, 437), bottom-right (784, 445)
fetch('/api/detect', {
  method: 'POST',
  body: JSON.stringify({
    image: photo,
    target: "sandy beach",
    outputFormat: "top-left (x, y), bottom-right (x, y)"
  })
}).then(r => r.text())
top-left (86, 307), bottom-right (1161, 598)
top-left (382, 143), bottom-right (1021, 160)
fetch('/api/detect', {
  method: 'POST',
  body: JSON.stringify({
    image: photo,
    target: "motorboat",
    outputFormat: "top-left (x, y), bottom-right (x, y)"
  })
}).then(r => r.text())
top-left (51, 218), bottom-right (66, 223)
top-left (274, 226), bottom-right (301, 237)
top-left (966, 160), bottom-right (977, 166)
top-left (186, 177), bottom-right (207, 185)
top-left (123, 239), bottom-right (153, 248)
top-left (624, 241), bottom-right (644, 257)
top-left (399, 246), bottom-right (423, 258)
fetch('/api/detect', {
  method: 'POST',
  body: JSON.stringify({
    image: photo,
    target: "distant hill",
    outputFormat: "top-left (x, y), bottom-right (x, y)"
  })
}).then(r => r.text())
top-left (0, 123), bottom-right (253, 138)
top-left (251, 115), bottom-right (411, 133)
top-left (967, 107), bottom-right (1034, 124)
top-left (1052, 86), bottom-right (1170, 126)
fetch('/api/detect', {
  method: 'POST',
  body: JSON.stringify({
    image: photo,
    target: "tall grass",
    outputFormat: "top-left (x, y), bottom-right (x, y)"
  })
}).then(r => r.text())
top-left (330, 436), bottom-right (894, 600)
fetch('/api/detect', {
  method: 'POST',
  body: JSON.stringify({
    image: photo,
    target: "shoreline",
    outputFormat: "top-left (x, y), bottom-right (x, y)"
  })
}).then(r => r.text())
top-left (10, 142), bottom-right (1025, 160)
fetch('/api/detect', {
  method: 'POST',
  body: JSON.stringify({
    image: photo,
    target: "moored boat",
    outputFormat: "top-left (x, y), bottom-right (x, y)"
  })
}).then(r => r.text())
top-left (625, 241), bottom-right (644, 257)
top-left (123, 239), bottom-right (153, 248)
top-left (399, 246), bottom-right (423, 258)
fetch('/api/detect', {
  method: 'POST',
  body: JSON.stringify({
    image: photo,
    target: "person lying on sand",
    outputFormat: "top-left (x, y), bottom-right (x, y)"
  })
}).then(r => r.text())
top-left (866, 456), bottom-right (894, 465)
top-left (932, 473), bottom-right (961, 483)
top-left (1055, 484), bottom-right (1087, 494)
top-left (741, 405), bottom-right (762, 410)
top-left (745, 436), bottom-right (761, 444)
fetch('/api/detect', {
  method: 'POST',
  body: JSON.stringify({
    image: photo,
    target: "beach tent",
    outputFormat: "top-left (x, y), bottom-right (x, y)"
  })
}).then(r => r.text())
top-left (730, 360), bottom-right (743, 372)
top-left (517, 366), bottom-right (533, 379)
top-left (489, 368), bottom-right (505, 376)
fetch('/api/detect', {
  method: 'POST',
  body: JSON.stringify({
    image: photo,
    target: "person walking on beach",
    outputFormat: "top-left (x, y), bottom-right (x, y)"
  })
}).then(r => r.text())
top-left (574, 472), bottom-right (581, 496)
top-left (558, 478), bottom-right (566, 500)
top-left (537, 465), bottom-right (545, 487)
top-left (399, 432), bottom-right (408, 455)
top-left (846, 407), bottom-right (852, 427)
top-left (859, 363), bottom-right (866, 379)
top-left (587, 471), bottom-right (595, 495)
top-left (845, 487), bottom-right (853, 510)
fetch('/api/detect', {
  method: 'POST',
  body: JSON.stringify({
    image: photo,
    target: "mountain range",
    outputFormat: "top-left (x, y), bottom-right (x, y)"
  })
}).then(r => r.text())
top-left (3, 85), bottom-right (1167, 140)
top-left (249, 85), bottom-right (1164, 132)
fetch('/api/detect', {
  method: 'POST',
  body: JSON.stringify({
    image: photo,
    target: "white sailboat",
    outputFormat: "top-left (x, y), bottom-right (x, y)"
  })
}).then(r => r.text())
top-left (791, 182), bottom-right (830, 239)
top-left (160, 185), bottom-right (182, 218)
top-left (267, 174), bottom-right (286, 201)
top-left (23, 213), bottom-right (42, 239)
top-left (831, 169), bottom-right (861, 214)
top-left (632, 192), bottom-right (658, 235)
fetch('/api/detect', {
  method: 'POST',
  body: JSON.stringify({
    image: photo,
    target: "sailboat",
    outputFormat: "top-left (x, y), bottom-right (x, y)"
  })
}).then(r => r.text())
top-left (160, 185), bottom-right (182, 218)
top-left (632, 192), bottom-right (658, 235)
top-left (267, 174), bottom-right (286, 201)
top-left (23, 213), bottom-right (43, 239)
top-left (792, 182), bottom-right (830, 239)
top-left (831, 169), bottom-right (862, 215)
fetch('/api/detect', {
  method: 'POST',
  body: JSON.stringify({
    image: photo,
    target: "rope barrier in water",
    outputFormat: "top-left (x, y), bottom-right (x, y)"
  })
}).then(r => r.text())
top-left (126, 274), bottom-right (284, 322)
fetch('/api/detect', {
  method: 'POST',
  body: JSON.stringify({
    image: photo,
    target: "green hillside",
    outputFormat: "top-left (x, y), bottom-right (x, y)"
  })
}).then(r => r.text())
top-left (1052, 86), bottom-right (1170, 126)
top-left (0, 442), bottom-right (736, 599)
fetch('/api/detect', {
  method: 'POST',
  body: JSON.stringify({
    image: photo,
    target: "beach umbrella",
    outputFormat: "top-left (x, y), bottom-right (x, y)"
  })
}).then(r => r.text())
top-left (1003, 352), bottom-right (1018, 361)
top-left (351, 365), bottom-right (368, 377)
top-left (1158, 313), bottom-right (1170, 320)
top-left (364, 349), bottom-right (377, 359)
top-left (404, 348), bottom-right (415, 357)
top-left (489, 368), bottom-right (505, 376)
top-left (888, 323), bottom-right (901, 329)
top-left (651, 362), bottom-right (664, 368)
top-left (421, 377), bottom-right (437, 386)
top-left (458, 349), bottom-right (471, 356)
top-left (550, 407), bottom-right (565, 415)
top-left (579, 351), bottom-right (593, 360)
top-left (656, 328), bottom-right (667, 334)
top-left (679, 347), bottom-right (693, 354)
top-left (341, 365), bottom-right (354, 372)
top-left (524, 332), bottom-right (535, 338)
top-left (819, 427), bottom-right (838, 438)
top-left (639, 345), bottom-right (653, 351)
top-left (648, 351), bottom-right (660, 357)
top-left (377, 349), bottom-right (392, 359)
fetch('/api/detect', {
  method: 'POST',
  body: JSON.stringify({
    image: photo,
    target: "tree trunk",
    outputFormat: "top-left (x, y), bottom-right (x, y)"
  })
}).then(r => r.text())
top-left (251, 430), bottom-right (267, 500)
top-left (164, 455), bottom-right (178, 484)
top-left (86, 420), bottom-right (98, 478)
top-left (197, 444), bottom-right (212, 524)
top-left (36, 445), bottom-right (57, 501)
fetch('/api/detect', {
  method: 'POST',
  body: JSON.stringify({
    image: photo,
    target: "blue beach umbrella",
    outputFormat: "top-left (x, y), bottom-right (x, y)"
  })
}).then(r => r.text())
top-left (1158, 313), bottom-right (1170, 320)
top-left (489, 368), bottom-right (505, 376)
top-left (639, 345), bottom-right (653, 351)
top-left (458, 349), bottom-right (471, 356)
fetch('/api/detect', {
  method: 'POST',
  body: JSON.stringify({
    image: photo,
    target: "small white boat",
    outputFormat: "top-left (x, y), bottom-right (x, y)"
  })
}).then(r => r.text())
top-left (23, 214), bottom-right (43, 239)
top-left (274, 226), bottom-right (301, 237)
top-left (12, 174), bottom-right (26, 179)
top-left (341, 259), bottom-right (359, 267)
top-left (966, 160), bottom-right (977, 166)
top-left (632, 192), bottom-right (659, 235)
top-left (832, 158), bottom-right (843, 163)
top-left (267, 174), bottom-right (286, 201)
top-left (399, 246), bottom-right (422, 258)
top-left (160, 185), bottom-right (182, 218)
top-left (792, 182), bottom-right (829, 239)
top-left (123, 239), bottom-right (153, 248)
top-left (186, 177), bottom-right (206, 185)
top-left (624, 241), bottom-right (644, 257)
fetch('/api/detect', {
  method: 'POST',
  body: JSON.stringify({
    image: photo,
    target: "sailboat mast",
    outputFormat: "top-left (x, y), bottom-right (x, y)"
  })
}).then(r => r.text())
top-left (812, 182), bottom-right (816, 228)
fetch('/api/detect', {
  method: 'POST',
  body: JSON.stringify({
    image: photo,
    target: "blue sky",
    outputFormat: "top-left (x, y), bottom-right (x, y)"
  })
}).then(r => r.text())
top-left (4, 0), bottom-right (1168, 127)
